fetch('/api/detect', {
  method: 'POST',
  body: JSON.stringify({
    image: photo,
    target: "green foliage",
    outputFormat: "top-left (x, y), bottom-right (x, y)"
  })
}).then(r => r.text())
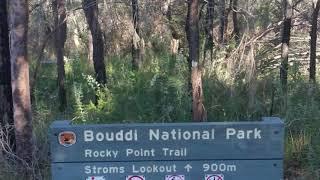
top-left (255, 0), bottom-right (282, 28)
top-left (29, 36), bottom-right (320, 179)
top-left (64, 52), bottom-right (192, 124)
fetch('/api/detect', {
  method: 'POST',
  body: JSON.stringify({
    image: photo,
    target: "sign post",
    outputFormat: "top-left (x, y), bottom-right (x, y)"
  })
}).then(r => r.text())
top-left (50, 117), bottom-right (284, 179)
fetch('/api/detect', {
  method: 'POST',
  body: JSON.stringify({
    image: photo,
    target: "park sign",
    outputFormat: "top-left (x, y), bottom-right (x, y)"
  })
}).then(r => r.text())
top-left (49, 117), bottom-right (284, 180)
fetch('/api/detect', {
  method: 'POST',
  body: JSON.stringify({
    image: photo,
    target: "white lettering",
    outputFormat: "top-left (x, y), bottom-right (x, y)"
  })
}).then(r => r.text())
top-left (96, 132), bottom-right (104, 141)
top-left (255, 128), bottom-right (262, 139)
top-left (132, 164), bottom-right (177, 173)
top-left (85, 166), bottom-right (91, 174)
top-left (226, 128), bottom-right (236, 139)
top-left (84, 165), bottom-right (125, 174)
top-left (83, 130), bottom-right (138, 142)
top-left (149, 129), bottom-right (159, 140)
top-left (84, 149), bottom-right (118, 159)
top-left (126, 148), bottom-right (155, 157)
top-left (183, 131), bottom-right (191, 140)
top-left (163, 147), bottom-right (187, 157)
top-left (115, 130), bottom-right (124, 141)
top-left (203, 163), bottom-right (237, 172)
top-left (149, 129), bottom-right (215, 141)
top-left (84, 130), bottom-right (94, 142)
top-left (226, 128), bottom-right (262, 139)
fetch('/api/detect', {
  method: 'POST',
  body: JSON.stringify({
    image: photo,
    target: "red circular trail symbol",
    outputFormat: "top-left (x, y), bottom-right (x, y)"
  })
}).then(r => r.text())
top-left (127, 175), bottom-right (145, 180)
top-left (206, 174), bottom-right (224, 180)
top-left (166, 175), bottom-right (185, 180)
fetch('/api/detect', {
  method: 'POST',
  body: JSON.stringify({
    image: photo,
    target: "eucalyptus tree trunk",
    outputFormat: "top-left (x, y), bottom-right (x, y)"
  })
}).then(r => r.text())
top-left (186, 0), bottom-right (207, 122)
top-left (165, 0), bottom-right (180, 73)
top-left (232, 0), bottom-right (240, 43)
top-left (280, 0), bottom-right (293, 111)
top-left (83, 0), bottom-right (107, 84)
top-left (0, 0), bottom-right (15, 153)
top-left (131, 0), bottom-right (143, 70)
top-left (204, 0), bottom-right (215, 61)
top-left (218, 0), bottom-right (226, 44)
top-left (8, 0), bottom-right (34, 177)
top-left (53, 0), bottom-right (67, 111)
top-left (310, 0), bottom-right (320, 83)
top-left (88, 32), bottom-right (94, 66)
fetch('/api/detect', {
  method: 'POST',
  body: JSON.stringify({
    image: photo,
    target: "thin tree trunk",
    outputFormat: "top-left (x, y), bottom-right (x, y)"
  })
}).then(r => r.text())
top-left (31, 35), bottom-right (51, 101)
top-left (88, 32), bottom-right (94, 66)
top-left (83, 0), bottom-right (107, 85)
top-left (0, 0), bottom-right (15, 153)
top-left (166, 0), bottom-right (180, 73)
top-left (204, 0), bottom-right (215, 62)
top-left (53, 0), bottom-right (67, 111)
top-left (280, 0), bottom-right (293, 111)
top-left (232, 0), bottom-right (240, 43)
top-left (224, 0), bottom-right (232, 39)
top-left (310, 0), bottom-right (320, 83)
top-left (218, 0), bottom-right (226, 44)
top-left (186, 0), bottom-right (207, 122)
top-left (8, 0), bottom-right (34, 177)
top-left (131, 0), bottom-right (143, 70)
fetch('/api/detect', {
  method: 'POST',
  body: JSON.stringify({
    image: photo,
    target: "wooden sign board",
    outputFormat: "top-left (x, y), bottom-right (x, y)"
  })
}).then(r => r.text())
top-left (49, 117), bottom-right (284, 180)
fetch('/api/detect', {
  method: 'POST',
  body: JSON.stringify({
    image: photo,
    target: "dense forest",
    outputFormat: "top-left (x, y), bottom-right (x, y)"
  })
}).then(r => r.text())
top-left (0, 0), bottom-right (320, 179)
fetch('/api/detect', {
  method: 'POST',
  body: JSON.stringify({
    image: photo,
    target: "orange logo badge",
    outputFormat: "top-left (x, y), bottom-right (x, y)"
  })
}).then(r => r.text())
top-left (58, 131), bottom-right (76, 147)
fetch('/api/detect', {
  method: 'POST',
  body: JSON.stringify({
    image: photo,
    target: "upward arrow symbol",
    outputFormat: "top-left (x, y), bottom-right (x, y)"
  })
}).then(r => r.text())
top-left (184, 164), bottom-right (192, 172)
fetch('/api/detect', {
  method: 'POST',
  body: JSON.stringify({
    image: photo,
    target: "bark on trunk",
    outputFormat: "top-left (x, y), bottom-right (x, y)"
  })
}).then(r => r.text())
top-left (131, 0), bottom-right (143, 70)
top-left (218, 0), bottom-right (226, 44)
top-left (53, 0), bottom-right (67, 111)
top-left (310, 0), bottom-right (320, 83)
top-left (0, 0), bottom-right (15, 152)
top-left (83, 0), bottom-right (107, 84)
top-left (186, 0), bottom-right (207, 122)
top-left (232, 0), bottom-right (240, 43)
top-left (166, 0), bottom-right (180, 73)
top-left (88, 32), bottom-right (94, 66)
top-left (280, 0), bottom-right (293, 94)
top-left (280, 0), bottom-right (293, 113)
top-left (204, 0), bottom-right (215, 61)
top-left (8, 0), bottom-right (34, 177)
top-left (224, 0), bottom-right (232, 39)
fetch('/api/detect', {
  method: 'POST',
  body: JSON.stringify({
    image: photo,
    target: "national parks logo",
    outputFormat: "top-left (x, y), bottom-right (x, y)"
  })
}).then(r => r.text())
top-left (58, 131), bottom-right (76, 147)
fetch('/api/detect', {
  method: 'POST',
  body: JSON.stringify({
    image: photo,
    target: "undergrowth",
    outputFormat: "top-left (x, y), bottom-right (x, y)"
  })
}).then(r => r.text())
top-left (1, 47), bottom-right (320, 179)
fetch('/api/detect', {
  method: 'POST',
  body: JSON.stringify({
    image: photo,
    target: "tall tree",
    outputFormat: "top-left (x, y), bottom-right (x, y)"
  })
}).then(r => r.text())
top-left (53, 0), bottom-right (67, 111)
top-left (280, 0), bottom-right (293, 96)
top-left (131, 0), bottom-right (143, 70)
top-left (8, 0), bottom-right (34, 176)
top-left (0, 0), bottom-right (15, 152)
top-left (232, 0), bottom-right (240, 43)
top-left (83, 0), bottom-right (107, 84)
top-left (88, 32), bottom-right (94, 66)
top-left (310, 0), bottom-right (320, 83)
top-left (204, 0), bottom-right (215, 61)
top-left (165, 0), bottom-right (181, 73)
top-left (186, 0), bottom-right (207, 122)
top-left (218, 0), bottom-right (226, 44)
